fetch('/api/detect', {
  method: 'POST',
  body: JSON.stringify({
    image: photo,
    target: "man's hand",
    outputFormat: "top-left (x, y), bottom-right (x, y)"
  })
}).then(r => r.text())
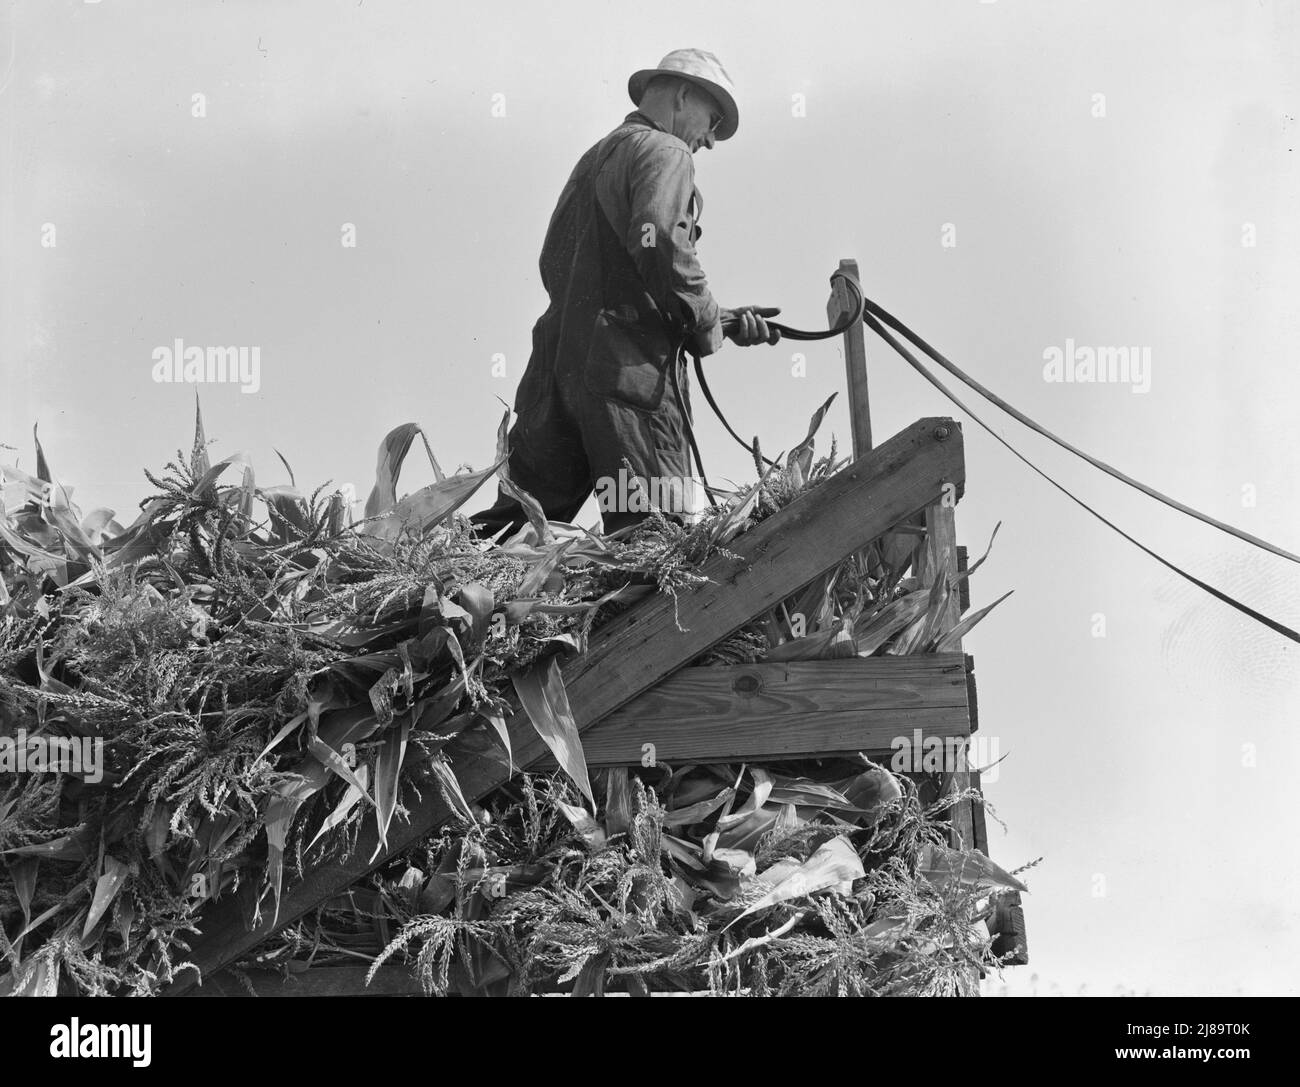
top-left (721, 305), bottom-right (782, 346)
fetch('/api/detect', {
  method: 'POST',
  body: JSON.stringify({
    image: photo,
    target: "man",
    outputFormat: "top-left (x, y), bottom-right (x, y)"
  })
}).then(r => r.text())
top-left (471, 49), bottom-right (781, 540)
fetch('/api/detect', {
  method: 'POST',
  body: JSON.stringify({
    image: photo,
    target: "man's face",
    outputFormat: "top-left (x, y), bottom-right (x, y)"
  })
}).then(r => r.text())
top-left (674, 86), bottom-right (723, 153)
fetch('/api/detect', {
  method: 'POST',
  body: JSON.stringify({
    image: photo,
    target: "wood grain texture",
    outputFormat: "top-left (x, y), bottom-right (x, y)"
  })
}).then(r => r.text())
top-left (970, 774), bottom-right (990, 857)
top-left (828, 258), bottom-right (871, 456)
top-left (575, 707), bottom-right (970, 766)
top-left (926, 502), bottom-right (963, 634)
top-left (535, 656), bottom-right (970, 766)
top-left (164, 416), bottom-right (966, 995)
top-left (956, 544), bottom-right (970, 615)
top-left (965, 657), bottom-right (989, 855)
top-left (924, 500), bottom-right (976, 851)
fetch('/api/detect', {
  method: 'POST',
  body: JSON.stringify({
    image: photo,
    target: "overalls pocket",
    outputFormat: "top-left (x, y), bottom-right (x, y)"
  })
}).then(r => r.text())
top-left (583, 306), bottom-right (676, 413)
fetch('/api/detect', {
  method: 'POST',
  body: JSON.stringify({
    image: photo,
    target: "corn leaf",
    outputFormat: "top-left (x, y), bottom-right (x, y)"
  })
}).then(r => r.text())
top-left (715, 769), bottom-right (772, 831)
top-left (474, 709), bottom-right (513, 774)
top-left (715, 803), bottom-right (788, 853)
top-left (836, 761), bottom-right (903, 821)
top-left (262, 796), bottom-right (298, 919)
top-left (32, 425), bottom-right (74, 510)
top-left (933, 590), bottom-right (1014, 652)
top-left (852, 589), bottom-right (929, 657)
top-left (952, 520), bottom-right (1001, 587)
top-left (518, 538), bottom-right (574, 598)
top-left (307, 735), bottom-right (375, 805)
top-left (764, 617), bottom-right (856, 662)
top-left (918, 842), bottom-right (1028, 893)
top-left (368, 462), bottom-right (503, 541)
top-left (556, 801), bottom-right (607, 849)
top-left (494, 407), bottom-right (552, 544)
top-left (308, 764), bottom-right (371, 852)
top-left (786, 393), bottom-right (837, 481)
top-left (662, 788), bottom-right (735, 828)
top-left (82, 856), bottom-right (129, 939)
top-left (916, 541), bottom-right (954, 647)
top-left (364, 423), bottom-right (423, 518)
top-left (191, 451), bottom-right (252, 497)
top-left (144, 804), bottom-right (171, 860)
top-left (511, 654), bottom-right (593, 806)
top-left (80, 508), bottom-right (122, 546)
top-left (456, 583), bottom-right (494, 644)
top-left (429, 755), bottom-right (477, 825)
top-left (708, 470), bottom-right (770, 547)
top-left (727, 836), bottom-right (864, 929)
top-left (9, 859), bottom-right (37, 954)
top-left (372, 719), bottom-right (411, 855)
top-left (603, 767), bottom-right (633, 837)
top-left (3, 828), bottom-right (92, 861)
top-left (766, 776), bottom-right (854, 809)
top-left (238, 465), bottom-right (256, 520)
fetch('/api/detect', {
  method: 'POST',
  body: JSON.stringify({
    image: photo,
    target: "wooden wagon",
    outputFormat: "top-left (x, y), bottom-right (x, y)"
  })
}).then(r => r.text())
top-left (171, 261), bottom-right (1028, 996)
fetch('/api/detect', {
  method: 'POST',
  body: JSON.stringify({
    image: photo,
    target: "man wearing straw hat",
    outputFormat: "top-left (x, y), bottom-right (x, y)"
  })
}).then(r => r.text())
top-left (472, 49), bottom-right (781, 539)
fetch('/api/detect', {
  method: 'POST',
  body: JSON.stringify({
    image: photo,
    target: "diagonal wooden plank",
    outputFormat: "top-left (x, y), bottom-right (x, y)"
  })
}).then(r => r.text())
top-left (165, 416), bottom-right (964, 994)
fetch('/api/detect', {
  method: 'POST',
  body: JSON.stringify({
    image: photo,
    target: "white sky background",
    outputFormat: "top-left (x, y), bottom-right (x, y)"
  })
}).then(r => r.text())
top-left (2, 0), bottom-right (1298, 996)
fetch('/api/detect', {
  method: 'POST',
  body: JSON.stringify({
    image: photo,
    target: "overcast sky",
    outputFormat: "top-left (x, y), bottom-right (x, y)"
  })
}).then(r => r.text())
top-left (2, 0), bottom-right (1297, 996)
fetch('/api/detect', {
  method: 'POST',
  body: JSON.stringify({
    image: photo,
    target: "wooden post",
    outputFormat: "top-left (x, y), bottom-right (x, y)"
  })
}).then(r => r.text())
top-left (922, 493), bottom-right (985, 996)
top-left (829, 258), bottom-right (929, 579)
top-left (920, 495), bottom-right (975, 852)
top-left (827, 258), bottom-right (871, 456)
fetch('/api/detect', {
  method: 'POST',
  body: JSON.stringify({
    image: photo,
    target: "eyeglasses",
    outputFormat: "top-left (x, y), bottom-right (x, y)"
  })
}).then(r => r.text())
top-left (689, 88), bottom-right (723, 134)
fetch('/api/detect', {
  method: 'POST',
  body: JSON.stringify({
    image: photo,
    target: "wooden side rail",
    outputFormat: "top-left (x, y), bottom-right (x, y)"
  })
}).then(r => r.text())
top-left (535, 655), bottom-right (970, 767)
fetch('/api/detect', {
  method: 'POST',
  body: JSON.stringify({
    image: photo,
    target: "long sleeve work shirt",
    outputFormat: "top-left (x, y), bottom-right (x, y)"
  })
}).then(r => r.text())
top-left (590, 111), bottom-right (724, 357)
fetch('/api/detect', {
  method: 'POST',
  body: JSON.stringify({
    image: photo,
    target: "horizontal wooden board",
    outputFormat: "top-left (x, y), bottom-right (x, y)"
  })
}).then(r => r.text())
top-left (534, 655), bottom-right (971, 766)
top-left (577, 707), bottom-right (970, 766)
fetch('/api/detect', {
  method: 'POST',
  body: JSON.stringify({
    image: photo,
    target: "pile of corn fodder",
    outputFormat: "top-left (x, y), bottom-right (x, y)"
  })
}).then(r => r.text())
top-left (0, 402), bottom-right (1026, 996)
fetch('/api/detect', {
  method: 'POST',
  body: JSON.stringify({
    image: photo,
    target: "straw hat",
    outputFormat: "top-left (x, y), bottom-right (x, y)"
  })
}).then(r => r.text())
top-left (628, 49), bottom-right (739, 141)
